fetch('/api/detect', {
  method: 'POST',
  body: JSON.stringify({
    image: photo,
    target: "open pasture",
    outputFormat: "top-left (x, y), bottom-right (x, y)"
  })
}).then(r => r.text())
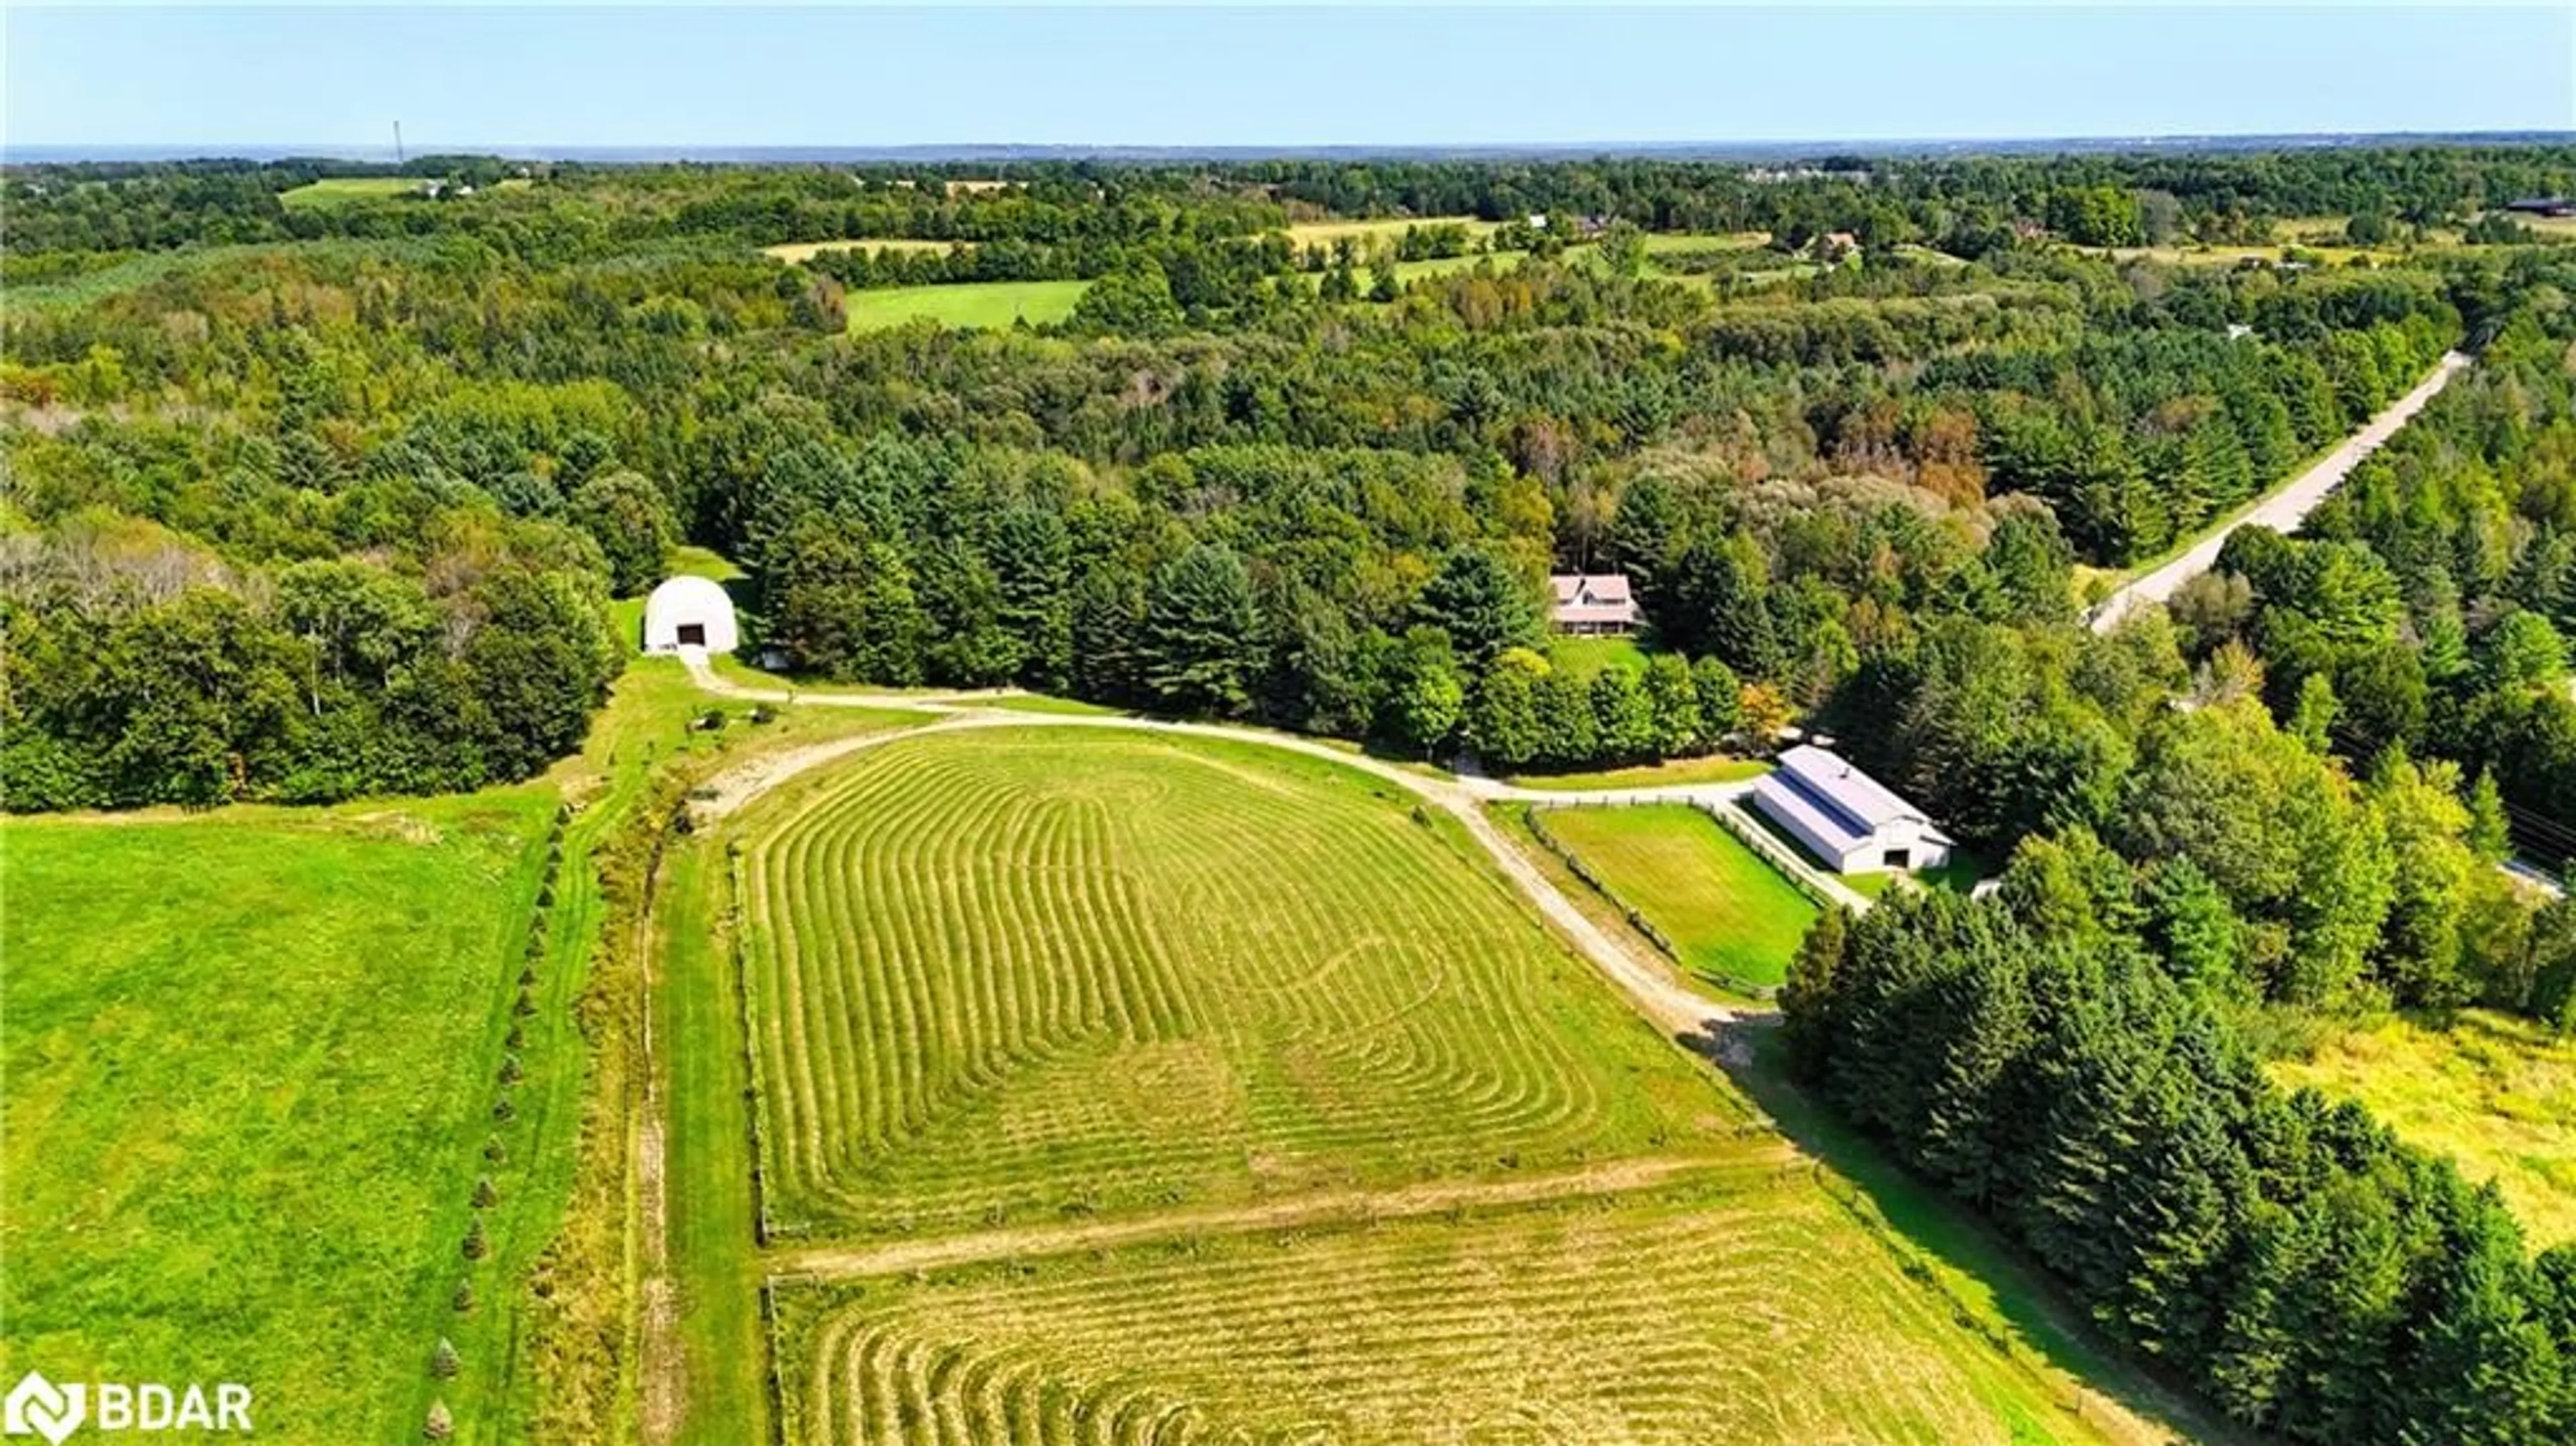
top-left (772, 1172), bottom-right (2109, 1446)
top-left (2273, 1009), bottom-right (2576, 1247)
top-left (1283, 215), bottom-right (1501, 250)
top-left (279, 176), bottom-right (425, 209)
top-left (841, 278), bottom-right (1089, 332)
top-left (1540, 804), bottom-right (1819, 989)
top-left (733, 727), bottom-right (1746, 1241)
top-left (0, 795), bottom-right (551, 1443)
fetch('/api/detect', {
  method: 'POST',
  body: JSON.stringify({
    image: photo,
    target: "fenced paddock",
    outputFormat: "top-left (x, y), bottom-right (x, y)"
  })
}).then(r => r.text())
top-left (1527, 801), bottom-right (1822, 995)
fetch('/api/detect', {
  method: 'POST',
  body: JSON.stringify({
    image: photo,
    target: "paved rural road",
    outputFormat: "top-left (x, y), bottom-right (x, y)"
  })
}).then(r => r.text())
top-left (2090, 350), bottom-right (2473, 634)
top-left (683, 655), bottom-right (1753, 1036)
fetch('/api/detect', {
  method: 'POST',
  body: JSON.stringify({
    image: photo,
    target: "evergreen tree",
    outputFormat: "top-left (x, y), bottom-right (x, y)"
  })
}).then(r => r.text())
top-left (1413, 545), bottom-right (1542, 667)
top-left (1142, 543), bottom-right (1258, 716)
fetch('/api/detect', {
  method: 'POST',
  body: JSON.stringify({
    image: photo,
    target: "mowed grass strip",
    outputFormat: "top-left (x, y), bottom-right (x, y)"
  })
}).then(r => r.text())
top-left (841, 278), bottom-right (1088, 333)
top-left (733, 728), bottom-right (1748, 1241)
top-left (2273, 1009), bottom-right (2576, 1247)
top-left (1541, 804), bottom-right (1818, 988)
top-left (0, 796), bottom-right (550, 1444)
top-left (772, 1174), bottom-right (2109, 1446)
top-left (1508, 755), bottom-right (1772, 793)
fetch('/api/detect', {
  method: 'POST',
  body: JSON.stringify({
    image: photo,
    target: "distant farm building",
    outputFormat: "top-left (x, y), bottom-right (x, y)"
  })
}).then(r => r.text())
top-left (2503, 197), bottom-right (2576, 218)
top-left (1548, 573), bottom-right (1640, 635)
top-left (642, 575), bottom-right (739, 655)
top-left (1752, 744), bottom-right (1954, 874)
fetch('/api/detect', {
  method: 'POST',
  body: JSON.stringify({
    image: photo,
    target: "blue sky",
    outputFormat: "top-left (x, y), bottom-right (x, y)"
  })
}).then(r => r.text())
top-left (8, 5), bottom-right (2572, 152)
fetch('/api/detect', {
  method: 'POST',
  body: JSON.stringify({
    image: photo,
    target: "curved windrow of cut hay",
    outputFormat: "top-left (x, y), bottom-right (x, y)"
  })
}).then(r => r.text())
top-left (737, 728), bottom-right (1743, 1239)
top-left (773, 1180), bottom-right (2080, 1446)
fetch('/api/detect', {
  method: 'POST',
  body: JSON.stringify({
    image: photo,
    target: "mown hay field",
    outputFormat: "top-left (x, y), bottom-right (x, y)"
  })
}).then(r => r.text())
top-left (0, 795), bottom-right (552, 1443)
top-left (841, 278), bottom-right (1089, 333)
top-left (735, 727), bottom-right (1746, 1242)
top-left (2274, 1009), bottom-right (2576, 1247)
top-left (772, 1174), bottom-right (2098, 1446)
top-left (1540, 804), bottom-right (1819, 989)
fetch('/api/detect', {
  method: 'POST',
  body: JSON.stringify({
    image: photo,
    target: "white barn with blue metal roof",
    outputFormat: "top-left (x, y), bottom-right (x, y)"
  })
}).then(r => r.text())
top-left (1752, 744), bottom-right (1953, 875)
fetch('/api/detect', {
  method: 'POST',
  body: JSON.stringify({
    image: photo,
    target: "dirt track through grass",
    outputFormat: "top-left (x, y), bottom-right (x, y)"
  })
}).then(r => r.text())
top-left (769, 1150), bottom-right (1780, 1278)
top-left (773, 1174), bottom-right (2098, 1446)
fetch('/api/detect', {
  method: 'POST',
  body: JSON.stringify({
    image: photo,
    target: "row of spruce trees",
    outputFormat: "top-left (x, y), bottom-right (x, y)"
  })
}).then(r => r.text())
top-left (1782, 887), bottom-right (2576, 1444)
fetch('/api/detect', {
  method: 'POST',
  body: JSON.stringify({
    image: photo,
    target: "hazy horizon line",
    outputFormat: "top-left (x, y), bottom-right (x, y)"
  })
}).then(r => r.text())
top-left (11, 129), bottom-right (2574, 167)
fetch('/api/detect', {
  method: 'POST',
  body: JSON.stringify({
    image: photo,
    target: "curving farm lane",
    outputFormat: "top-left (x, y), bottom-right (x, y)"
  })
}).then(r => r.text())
top-left (679, 653), bottom-right (1766, 1036)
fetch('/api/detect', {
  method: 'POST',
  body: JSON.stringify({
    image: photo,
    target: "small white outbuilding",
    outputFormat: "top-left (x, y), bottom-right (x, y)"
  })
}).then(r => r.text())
top-left (641, 574), bottom-right (739, 655)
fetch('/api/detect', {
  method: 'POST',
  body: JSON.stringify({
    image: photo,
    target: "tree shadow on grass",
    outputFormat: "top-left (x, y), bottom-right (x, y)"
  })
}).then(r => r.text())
top-left (1676, 1013), bottom-right (2246, 1446)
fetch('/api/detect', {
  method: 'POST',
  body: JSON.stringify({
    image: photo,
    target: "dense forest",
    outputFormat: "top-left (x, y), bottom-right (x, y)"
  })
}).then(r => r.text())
top-left (3, 152), bottom-right (2538, 811)
top-left (10, 147), bottom-right (2576, 1442)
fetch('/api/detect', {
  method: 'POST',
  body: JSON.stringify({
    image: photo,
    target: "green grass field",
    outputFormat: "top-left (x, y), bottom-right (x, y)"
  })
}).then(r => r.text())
top-left (0, 795), bottom-right (551, 1444)
top-left (2273, 1010), bottom-right (2576, 1248)
top-left (1538, 803), bottom-right (1819, 989)
top-left (772, 1172), bottom-right (2104, 1446)
top-left (279, 176), bottom-right (425, 209)
top-left (698, 727), bottom-right (2152, 1445)
top-left (841, 278), bottom-right (1089, 333)
top-left (733, 727), bottom-right (1743, 1240)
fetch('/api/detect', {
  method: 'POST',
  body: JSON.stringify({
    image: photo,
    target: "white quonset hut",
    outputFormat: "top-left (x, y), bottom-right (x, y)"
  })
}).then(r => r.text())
top-left (1752, 744), bottom-right (1953, 875)
top-left (641, 574), bottom-right (739, 655)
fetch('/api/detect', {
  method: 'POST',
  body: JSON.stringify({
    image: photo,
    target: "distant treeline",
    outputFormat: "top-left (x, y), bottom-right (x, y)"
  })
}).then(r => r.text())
top-left (10, 146), bottom-right (2576, 261)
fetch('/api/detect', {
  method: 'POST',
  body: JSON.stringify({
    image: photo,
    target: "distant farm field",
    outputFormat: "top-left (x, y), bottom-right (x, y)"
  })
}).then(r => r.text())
top-left (841, 278), bottom-right (1088, 332)
top-left (772, 1172), bottom-right (2102, 1446)
top-left (1540, 803), bottom-right (1819, 989)
top-left (734, 727), bottom-right (1744, 1241)
top-left (0, 796), bottom-right (551, 1444)
top-left (279, 176), bottom-right (423, 209)
top-left (1283, 215), bottom-right (1500, 249)
top-left (2274, 1009), bottom-right (2576, 1247)
top-left (763, 237), bottom-right (958, 264)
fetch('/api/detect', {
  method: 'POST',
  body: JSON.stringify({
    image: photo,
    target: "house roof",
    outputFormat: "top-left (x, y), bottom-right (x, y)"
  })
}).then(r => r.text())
top-left (1548, 573), bottom-right (1633, 605)
top-left (1756, 744), bottom-right (1952, 851)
